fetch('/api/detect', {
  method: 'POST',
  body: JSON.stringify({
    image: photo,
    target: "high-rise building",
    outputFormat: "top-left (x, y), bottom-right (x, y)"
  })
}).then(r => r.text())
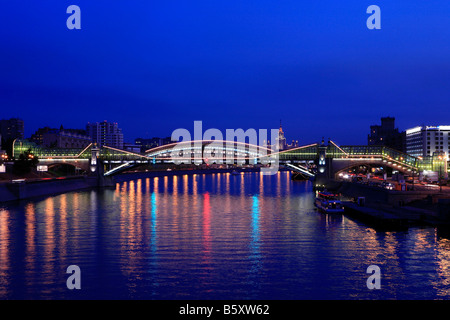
top-left (273, 121), bottom-right (299, 151)
top-left (276, 121), bottom-right (287, 151)
top-left (86, 121), bottom-right (124, 149)
top-left (368, 117), bottom-right (405, 152)
top-left (0, 118), bottom-right (24, 141)
top-left (0, 118), bottom-right (24, 156)
top-left (406, 125), bottom-right (450, 160)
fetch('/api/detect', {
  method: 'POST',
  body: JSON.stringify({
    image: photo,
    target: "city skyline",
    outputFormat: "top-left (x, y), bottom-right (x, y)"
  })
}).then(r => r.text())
top-left (4, 116), bottom-right (450, 149)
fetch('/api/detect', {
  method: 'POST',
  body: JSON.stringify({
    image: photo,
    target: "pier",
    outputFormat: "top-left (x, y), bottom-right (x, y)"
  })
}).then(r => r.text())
top-left (332, 181), bottom-right (450, 230)
top-left (343, 201), bottom-right (409, 230)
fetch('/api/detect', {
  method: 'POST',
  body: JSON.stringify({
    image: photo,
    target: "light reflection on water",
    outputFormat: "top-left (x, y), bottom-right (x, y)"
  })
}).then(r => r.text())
top-left (0, 171), bottom-right (450, 299)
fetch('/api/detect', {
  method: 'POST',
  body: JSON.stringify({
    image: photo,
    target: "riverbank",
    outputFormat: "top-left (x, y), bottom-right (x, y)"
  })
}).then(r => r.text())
top-left (333, 180), bottom-right (450, 228)
top-left (0, 167), bottom-right (263, 203)
top-left (343, 198), bottom-right (450, 229)
top-left (0, 176), bottom-right (102, 203)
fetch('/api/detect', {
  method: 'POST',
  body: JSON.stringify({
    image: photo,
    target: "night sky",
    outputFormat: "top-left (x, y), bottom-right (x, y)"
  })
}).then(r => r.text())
top-left (1, 1), bottom-right (450, 146)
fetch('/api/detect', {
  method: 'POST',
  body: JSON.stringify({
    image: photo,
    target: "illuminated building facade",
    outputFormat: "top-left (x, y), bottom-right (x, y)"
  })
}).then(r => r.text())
top-left (406, 125), bottom-right (450, 160)
top-left (273, 122), bottom-right (299, 151)
top-left (276, 122), bottom-right (287, 151)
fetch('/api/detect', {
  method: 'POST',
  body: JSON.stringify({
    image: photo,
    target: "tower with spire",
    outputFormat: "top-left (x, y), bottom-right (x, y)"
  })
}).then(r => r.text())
top-left (277, 120), bottom-right (287, 151)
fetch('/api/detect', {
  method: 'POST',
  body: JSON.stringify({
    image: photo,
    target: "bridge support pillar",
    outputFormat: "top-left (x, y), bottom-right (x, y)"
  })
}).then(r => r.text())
top-left (90, 146), bottom-right (100, 173)
top-left (314, 139), bottom-right (332, 189)
top-left (314, 162), bottom-right (333, 189)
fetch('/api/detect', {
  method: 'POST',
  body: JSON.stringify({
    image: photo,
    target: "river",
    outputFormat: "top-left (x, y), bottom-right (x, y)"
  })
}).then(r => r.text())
top-left (1, 171), bottom-right (450, 299)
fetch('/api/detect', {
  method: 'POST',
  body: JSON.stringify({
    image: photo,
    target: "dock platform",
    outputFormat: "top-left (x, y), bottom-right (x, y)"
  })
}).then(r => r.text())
top-left (343, 201), bottom-right (409, 230)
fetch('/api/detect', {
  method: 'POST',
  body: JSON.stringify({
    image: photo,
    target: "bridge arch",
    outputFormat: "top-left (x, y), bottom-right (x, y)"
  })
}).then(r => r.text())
top-left (38, 159), bottom-right (91, 172)
top-left (45, 162), bottom-right (88, 174)
top-left (145, 140), bottom-right (272, 163)
top-left (332, 158), bottom-right (414, 179)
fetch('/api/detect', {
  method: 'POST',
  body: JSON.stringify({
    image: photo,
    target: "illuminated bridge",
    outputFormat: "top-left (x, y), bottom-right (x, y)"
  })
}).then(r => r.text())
top-left (12, 139), bottom-right (448, 179)
top-left (278, 141), bottom-right (422, 175)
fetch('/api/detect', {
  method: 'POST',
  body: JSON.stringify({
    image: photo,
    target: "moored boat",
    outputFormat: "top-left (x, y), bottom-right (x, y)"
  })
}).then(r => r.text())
top-left (315, 191), bottom-right (344, 213)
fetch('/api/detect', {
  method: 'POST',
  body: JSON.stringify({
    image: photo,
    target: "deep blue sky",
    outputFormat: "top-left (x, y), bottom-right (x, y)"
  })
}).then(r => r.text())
top-left (1, 1), bottom-right (450, 145)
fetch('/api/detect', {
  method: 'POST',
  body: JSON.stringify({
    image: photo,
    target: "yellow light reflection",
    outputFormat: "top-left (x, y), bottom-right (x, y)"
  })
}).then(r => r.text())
top-left (43, 197), bottom-right (56, 279)
top-left (59, 194), bottom-right (68, 262)
top-left (0, 208), bottom-right (10, 295)
top-left (25, 203), bottom-right (36, 270)
top-left (183, 174), bottom-right (188, 194)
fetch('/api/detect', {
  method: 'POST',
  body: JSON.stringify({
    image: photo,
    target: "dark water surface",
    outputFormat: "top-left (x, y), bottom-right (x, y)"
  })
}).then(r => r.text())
top-left (1, 171), bottom-right (450, 299)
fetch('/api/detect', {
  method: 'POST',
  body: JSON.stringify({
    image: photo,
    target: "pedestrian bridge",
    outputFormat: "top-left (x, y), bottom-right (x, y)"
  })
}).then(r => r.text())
top-left (13, 139), bottom-right (445, 178)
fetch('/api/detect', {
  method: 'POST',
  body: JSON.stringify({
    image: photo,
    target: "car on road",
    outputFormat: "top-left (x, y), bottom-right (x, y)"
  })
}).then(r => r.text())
top-left (381, 182), bottom-right (394, 190)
